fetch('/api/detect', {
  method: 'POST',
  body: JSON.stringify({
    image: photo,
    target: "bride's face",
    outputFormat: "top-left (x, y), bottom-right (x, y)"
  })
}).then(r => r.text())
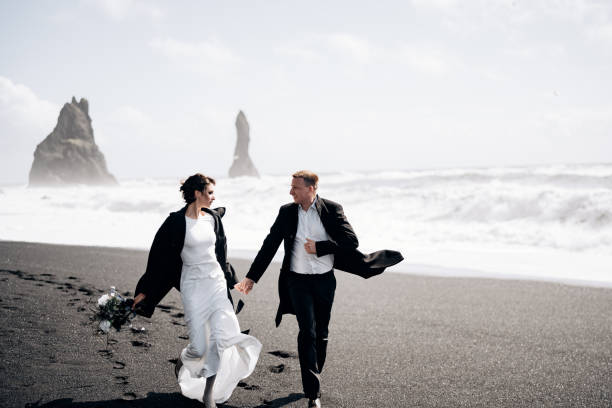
top-left (195, 184), bottom-right (215, 209)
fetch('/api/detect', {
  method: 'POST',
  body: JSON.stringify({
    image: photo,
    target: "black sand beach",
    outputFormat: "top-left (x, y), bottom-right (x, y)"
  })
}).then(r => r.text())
top-left (1, 240), bottom-right (611, 407)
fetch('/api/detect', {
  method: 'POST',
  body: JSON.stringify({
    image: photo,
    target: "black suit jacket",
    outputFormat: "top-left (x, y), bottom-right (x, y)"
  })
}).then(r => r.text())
top-left (134, 205), bottom-right (239, 318)
top-left (246, 196), bottom-right (403, 326)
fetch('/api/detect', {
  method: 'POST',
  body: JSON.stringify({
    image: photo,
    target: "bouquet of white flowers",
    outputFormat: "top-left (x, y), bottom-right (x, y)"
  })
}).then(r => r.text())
top-left (95, 286), bottom-right (135, 333)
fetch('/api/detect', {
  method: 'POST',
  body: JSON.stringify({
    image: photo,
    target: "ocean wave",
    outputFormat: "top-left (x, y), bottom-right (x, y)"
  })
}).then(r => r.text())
top-left (1, 164), bottom-right (611, 257)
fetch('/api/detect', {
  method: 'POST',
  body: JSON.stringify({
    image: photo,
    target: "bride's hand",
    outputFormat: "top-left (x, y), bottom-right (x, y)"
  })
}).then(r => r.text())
top-left (132, 293), bottom-right (146, 309)
top-left (234, 278), bottom-right (254, 295)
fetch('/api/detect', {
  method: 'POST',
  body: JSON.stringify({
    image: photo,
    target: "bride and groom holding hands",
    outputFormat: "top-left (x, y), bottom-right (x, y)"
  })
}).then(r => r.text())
top-left (132, 170), bottom-right (403, 407)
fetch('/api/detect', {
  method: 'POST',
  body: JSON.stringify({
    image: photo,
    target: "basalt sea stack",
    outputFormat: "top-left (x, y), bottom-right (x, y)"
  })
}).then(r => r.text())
top-left (228, 111), bottom-right (259, 178)
top-left (28, 97), bottom-right (117, 186)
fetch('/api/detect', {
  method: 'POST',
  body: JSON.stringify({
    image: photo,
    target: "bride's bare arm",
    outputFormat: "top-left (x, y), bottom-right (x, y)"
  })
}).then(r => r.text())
top-left (132, 293), bottom-right (146, 309)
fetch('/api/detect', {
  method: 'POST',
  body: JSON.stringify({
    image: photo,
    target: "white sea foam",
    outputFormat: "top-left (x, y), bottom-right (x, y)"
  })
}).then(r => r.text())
top-left (1, 164), bottom-right (611, 286)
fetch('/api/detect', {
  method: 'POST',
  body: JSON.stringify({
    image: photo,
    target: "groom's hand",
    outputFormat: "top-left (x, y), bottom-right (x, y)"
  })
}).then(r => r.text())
top-left (304, 238), bottom-right (317, 254)
top-left (235, 277), bottom-right (255, 294)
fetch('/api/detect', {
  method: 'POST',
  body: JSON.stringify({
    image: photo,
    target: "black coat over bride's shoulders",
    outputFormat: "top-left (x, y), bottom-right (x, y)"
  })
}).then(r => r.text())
top-left (134, 205), bottom-right (239, 318)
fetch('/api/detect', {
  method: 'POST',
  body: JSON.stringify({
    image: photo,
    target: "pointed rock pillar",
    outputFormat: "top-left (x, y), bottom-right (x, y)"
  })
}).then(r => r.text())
top-left (229, 110), bottom-right (259, 178)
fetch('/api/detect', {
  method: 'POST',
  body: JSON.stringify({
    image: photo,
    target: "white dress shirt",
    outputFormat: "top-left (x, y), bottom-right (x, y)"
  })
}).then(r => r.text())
top-left (291, 197), bottom-right (334, 274)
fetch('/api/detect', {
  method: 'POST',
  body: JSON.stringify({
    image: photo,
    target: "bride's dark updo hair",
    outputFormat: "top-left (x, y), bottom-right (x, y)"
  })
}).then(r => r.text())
top-left (180, 173), bottom-right (216, 204)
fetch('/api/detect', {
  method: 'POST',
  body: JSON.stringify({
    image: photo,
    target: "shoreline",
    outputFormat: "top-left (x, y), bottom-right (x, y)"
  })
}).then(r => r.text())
top-left (2, 239), bottom-right (612, 290)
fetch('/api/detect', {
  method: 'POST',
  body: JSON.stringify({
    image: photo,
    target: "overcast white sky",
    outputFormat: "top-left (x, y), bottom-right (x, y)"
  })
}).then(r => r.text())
top-left (1, 0), bottom-right (611, 184)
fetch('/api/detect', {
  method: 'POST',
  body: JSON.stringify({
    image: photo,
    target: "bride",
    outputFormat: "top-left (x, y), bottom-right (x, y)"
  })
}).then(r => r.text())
top-left (132, 173), bottom-right (261, 407)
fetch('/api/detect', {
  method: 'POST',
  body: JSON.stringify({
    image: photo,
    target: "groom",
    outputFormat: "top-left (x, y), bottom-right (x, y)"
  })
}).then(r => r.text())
top-left (235, 170), bottom-right (403, 408)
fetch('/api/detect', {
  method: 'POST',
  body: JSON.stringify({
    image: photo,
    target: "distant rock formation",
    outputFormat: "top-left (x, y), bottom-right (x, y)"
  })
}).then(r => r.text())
top-left (28, 97), bottom-right (117, 186)
top-left (229, 111), bottom-right (259, 178)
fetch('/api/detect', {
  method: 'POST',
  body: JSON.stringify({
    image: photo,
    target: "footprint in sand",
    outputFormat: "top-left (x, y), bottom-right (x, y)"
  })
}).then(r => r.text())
top-left (115, 375), bottom-right (129, 385)
top-left (268, 364), bottom-right (286, 373)
top-left (78, 286), bottom-right (95, 296)
top-left (67, 276), bottom-right (79, 280)
top-left (268, 350), bottom-right (297, 359)
top-left (98, 349), bottom-right (113, 358)
top-left (238, 382), bottom-right (261, 390)
top-left (113, 361), bottom-right (126, 369)
top-left (178, 335), bottom-right (189, 340)
top-left (131, 340), bottom-right (151, 348)
top-left (130, 327), bottom-right (147, 334)
top-left (171, 312), bottom-right (185, 318)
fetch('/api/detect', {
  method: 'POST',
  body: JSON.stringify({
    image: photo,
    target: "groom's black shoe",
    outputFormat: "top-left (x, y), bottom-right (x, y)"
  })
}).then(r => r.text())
top-left (308, 398), bottom-right (321, 408)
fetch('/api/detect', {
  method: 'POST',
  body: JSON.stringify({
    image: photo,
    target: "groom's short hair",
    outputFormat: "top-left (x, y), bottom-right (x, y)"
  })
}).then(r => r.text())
top-left (292, 170), bottom-right (319, 189)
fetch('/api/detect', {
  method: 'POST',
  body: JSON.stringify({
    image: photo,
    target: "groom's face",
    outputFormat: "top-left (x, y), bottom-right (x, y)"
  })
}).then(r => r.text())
top-left (290, 177), bottom-right (314, 206)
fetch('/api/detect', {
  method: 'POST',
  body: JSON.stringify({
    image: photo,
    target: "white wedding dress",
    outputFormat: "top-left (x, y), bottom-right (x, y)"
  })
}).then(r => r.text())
top-left (178, 213), bottom-right (261, 403)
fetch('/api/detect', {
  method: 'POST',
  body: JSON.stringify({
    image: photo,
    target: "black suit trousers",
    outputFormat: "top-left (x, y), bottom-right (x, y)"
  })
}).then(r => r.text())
top-left (287, 270), bottom-right (336, 399)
